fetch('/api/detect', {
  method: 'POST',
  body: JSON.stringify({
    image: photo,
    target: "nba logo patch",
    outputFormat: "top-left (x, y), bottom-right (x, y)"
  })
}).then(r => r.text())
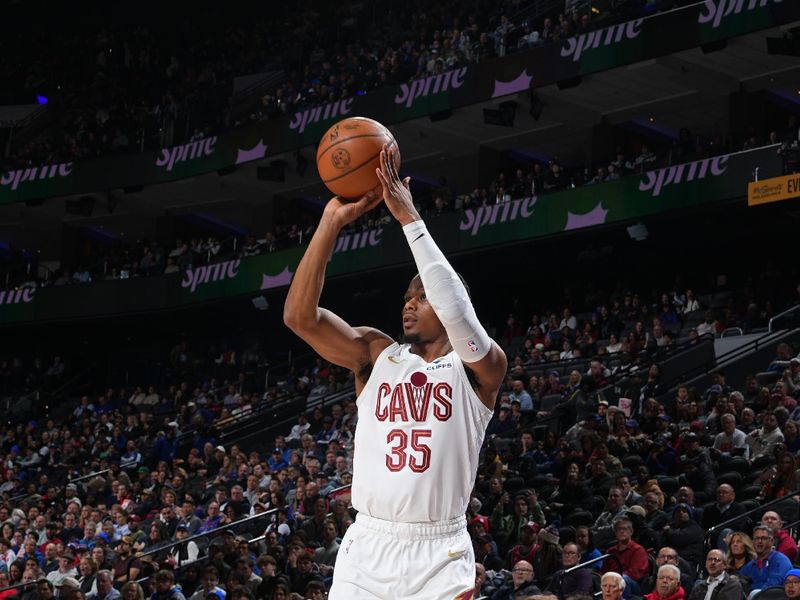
top-left (467, 340), bottom-right (478, 353)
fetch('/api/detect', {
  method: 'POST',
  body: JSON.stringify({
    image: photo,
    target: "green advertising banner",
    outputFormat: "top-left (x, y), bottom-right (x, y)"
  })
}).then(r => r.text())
top-left (0, 145), bottom-right (782, 325)
top-left (1, 0), bottom-right (796, 205)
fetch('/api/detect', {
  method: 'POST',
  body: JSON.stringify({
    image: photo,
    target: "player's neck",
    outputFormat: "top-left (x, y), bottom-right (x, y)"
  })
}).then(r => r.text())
top-left (408, 337), bottom-right (453, 363)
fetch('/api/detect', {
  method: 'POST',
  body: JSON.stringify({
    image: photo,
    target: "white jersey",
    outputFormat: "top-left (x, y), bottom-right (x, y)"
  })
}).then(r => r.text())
top-left (351, 342), bottom-right (493, 522)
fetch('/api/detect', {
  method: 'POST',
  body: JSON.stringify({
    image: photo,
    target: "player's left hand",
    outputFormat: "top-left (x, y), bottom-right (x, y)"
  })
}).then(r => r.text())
top-left (376, 143), bottom-right (420, 226)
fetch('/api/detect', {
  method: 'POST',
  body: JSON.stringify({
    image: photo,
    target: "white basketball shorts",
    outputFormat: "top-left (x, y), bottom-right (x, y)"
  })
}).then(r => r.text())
top-left (328, 513), bottom-right (476, 600)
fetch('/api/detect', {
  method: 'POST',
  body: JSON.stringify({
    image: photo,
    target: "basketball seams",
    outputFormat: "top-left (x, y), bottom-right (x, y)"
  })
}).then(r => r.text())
top-left (316, 132), bottom-right (393, 162)
top-left (322, 139), bottom-right (398, 185)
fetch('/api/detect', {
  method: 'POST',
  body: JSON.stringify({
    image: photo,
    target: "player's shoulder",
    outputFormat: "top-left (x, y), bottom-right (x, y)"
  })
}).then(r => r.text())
top-left (352, 327), bottom-right (394, 354)
top-left (351, 327), bottom-right (395, 381)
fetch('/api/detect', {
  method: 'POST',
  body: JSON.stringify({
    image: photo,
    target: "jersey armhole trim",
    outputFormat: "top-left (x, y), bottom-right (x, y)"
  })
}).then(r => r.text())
top-left (452, 353), bottom-right (494, 419)
top-left (354, 342), bottom-right (400, 407)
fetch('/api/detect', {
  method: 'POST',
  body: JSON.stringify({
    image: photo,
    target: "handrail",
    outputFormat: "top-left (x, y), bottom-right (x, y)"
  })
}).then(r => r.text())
top-left (660, 326), bottom-right (800, 396)
top-left (706, 490), bottom-right (800, 535)
top-left (69, 469), bottom-right (109, 483)
top-left (0, 580), bottom-right (36, 594)
top-left (769, 304), bottom-right (800, 333)
top-left (325, 483), bottom-right (352, 497)
top-left (782, 517), bottom-right (800, 533)
top-left (565, 553), bottom-right (611, 574)
top-left (137, 507), bottom-right (279, 560)
top-left (721, 328), bottom-right (743, 338)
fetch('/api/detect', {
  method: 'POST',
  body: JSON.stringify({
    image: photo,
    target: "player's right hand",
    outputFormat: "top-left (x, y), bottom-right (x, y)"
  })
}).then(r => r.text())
top-left (323, 190), bottom-right (382, 229)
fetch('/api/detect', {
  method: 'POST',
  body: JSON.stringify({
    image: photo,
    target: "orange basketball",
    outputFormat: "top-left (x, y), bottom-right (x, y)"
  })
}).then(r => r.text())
top-left (316, 116), bottom-right (400, 199)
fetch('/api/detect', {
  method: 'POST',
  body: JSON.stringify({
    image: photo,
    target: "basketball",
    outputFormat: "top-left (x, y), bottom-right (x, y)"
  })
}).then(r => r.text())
top-left (316, 116), bottom-right (400, 199)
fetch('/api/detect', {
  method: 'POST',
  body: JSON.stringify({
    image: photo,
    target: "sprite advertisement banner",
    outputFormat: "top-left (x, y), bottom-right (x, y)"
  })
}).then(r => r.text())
top-left (1, 0), bottom-right (796, 205)
top-left (0, 145), bottom-right (783, 325)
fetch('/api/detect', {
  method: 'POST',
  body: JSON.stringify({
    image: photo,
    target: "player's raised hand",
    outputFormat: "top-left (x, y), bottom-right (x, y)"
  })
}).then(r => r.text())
top-left (376, 143), bottom-right (420, 226)
top-left (323, 189), bottom-right (382, 230)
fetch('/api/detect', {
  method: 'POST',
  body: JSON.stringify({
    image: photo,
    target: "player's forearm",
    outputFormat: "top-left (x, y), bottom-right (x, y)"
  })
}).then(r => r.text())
top-left (284, 214), bottom-right (341, 330)
top-left (403, 220), bottom-right (491, 362)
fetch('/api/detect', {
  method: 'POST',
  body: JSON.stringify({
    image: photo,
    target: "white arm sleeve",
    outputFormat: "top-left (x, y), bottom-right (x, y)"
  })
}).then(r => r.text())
top-left (402, 220), bottom-right (492, 363)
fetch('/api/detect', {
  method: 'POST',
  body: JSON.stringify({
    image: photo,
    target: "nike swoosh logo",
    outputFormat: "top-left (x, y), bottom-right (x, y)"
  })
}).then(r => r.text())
top-left (412, 233), bottom-right (426, 243)
top-left (388, 355), bottom-right (405, 364)
top-left (447, 550), bottom-right (466, 559)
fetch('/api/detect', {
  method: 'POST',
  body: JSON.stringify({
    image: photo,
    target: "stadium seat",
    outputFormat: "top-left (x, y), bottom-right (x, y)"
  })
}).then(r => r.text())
top-left (658, 477), bottom-right (679, 496)
top-left (740, 499), bottom-right (761, 513)
top-left (559, 525), bottom-right (577, 544)
top-left (564, 510), bottom-right (594, 528)
top-left (756, 371), bottom-right (781, 386)
top-left (752, 455), bottom-right (776, 471)
top-left (737, 485), bottom-right (763, 500)
top-left (752, 586), bottom-right (786, 600)
top-left (622, 454), bottom-right (643, 471)
top-left (716, 472), bottom-right (743, 488)
top-left (724, 456), bottom-right (751, 476)
top-left (540, 394), bottom-right (562, 412)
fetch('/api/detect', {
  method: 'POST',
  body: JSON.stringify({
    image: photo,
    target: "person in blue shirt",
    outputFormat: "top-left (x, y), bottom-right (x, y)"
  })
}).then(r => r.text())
top-left (739, 524), bottom-right (792, 597)
top-left (267, 449), bottom-right (289, 472)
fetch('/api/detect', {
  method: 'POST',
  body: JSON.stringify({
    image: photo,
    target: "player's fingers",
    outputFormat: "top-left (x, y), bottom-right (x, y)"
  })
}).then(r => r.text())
top-left (380, 147), bottom-right (391, 175)
top-left (402, 176), bottom-right (411, 190)
top-left (375, 167), bottom-right (388, 188)
top-left (388, 148), bottom-right (399, 181)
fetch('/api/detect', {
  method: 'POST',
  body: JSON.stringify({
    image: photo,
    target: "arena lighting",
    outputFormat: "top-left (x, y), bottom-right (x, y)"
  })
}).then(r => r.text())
top-left (627, 222), bottom-right (649, 241)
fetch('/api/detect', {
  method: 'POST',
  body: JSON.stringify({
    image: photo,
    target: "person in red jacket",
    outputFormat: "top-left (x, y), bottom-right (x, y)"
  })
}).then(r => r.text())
top-left (602, 517), bottom-right (649, 596)
top-left (762, 511), bottom-right (798, 562)
top-left (645, 565), bottom-right (685, 600)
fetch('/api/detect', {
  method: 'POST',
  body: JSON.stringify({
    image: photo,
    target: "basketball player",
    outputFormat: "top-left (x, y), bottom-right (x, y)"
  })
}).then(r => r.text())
top-left (284, 144), bottom-right (507, 599)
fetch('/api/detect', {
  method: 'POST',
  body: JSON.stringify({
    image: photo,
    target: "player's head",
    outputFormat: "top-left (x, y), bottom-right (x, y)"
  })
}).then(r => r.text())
top-left (401, 273), bottom-right (469, 344)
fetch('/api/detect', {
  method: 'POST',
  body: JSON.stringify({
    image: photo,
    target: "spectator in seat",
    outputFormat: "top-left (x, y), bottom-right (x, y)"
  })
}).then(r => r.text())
top-left (784, 570), bottom-right (800, 600)
top-left (593, 486), bottom-right (628, 548)
top-left (761, 511), bottom-right (797, 563)
top-left (739, 525), bottom-right (792, 595)
top-left (602, 572), bottom-right (627, 600)
top-left (474, 534), bottom-right (504, 571)
top-left (701, 484), bottom-right (749, 548)
top-left (696, 311), bottom-right (719, 337)
top-left (687, 549), bottom-right (744, 600)
top-left (724, 532), bottom-right (756, 575)
top-left (506, 521), bottom-right (539, 570)
top-left (491, 493), bottom-right (542, 554)
top-left (748, 411), bottom-right (784, 461)
top-left (663, 504), bottom-right (704, 571)
top-left (642, 547), bottom-right (695, 595)
top-left (645, 565), bottom-right (685, 600)
top-left (508, 379), bottom-right (534, 418)
top-left (616, 473), bottom-right (644, 508)
top-left (711, 414), bottom-right (749, 461)
top-left (643, 491), bottom-right (669, 532)
top-left (492, 560), bottom-right (541, 600)
top-left (538, 542), bottom-right (594, 600)
top-left (89, 570), bottom-right (120, 600)
top-left (602, 518), bottom-right (648, 595)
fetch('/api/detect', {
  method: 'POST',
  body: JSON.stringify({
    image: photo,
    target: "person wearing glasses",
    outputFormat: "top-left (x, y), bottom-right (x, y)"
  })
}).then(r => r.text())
top-left (491, 560), bottom-right (540, 600)
top-left (739, 525), bottom-right (791, 597)
top-left (642, 547), bottom-right (695, 595)
top-left (645, 565), bottom-right (685, 600)
top-left (687, 550), bottom-right (744, 600)
top-left (533, 543), bottom-right (594, 600)
top-left (784, 569), bottom-right (800, 600)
